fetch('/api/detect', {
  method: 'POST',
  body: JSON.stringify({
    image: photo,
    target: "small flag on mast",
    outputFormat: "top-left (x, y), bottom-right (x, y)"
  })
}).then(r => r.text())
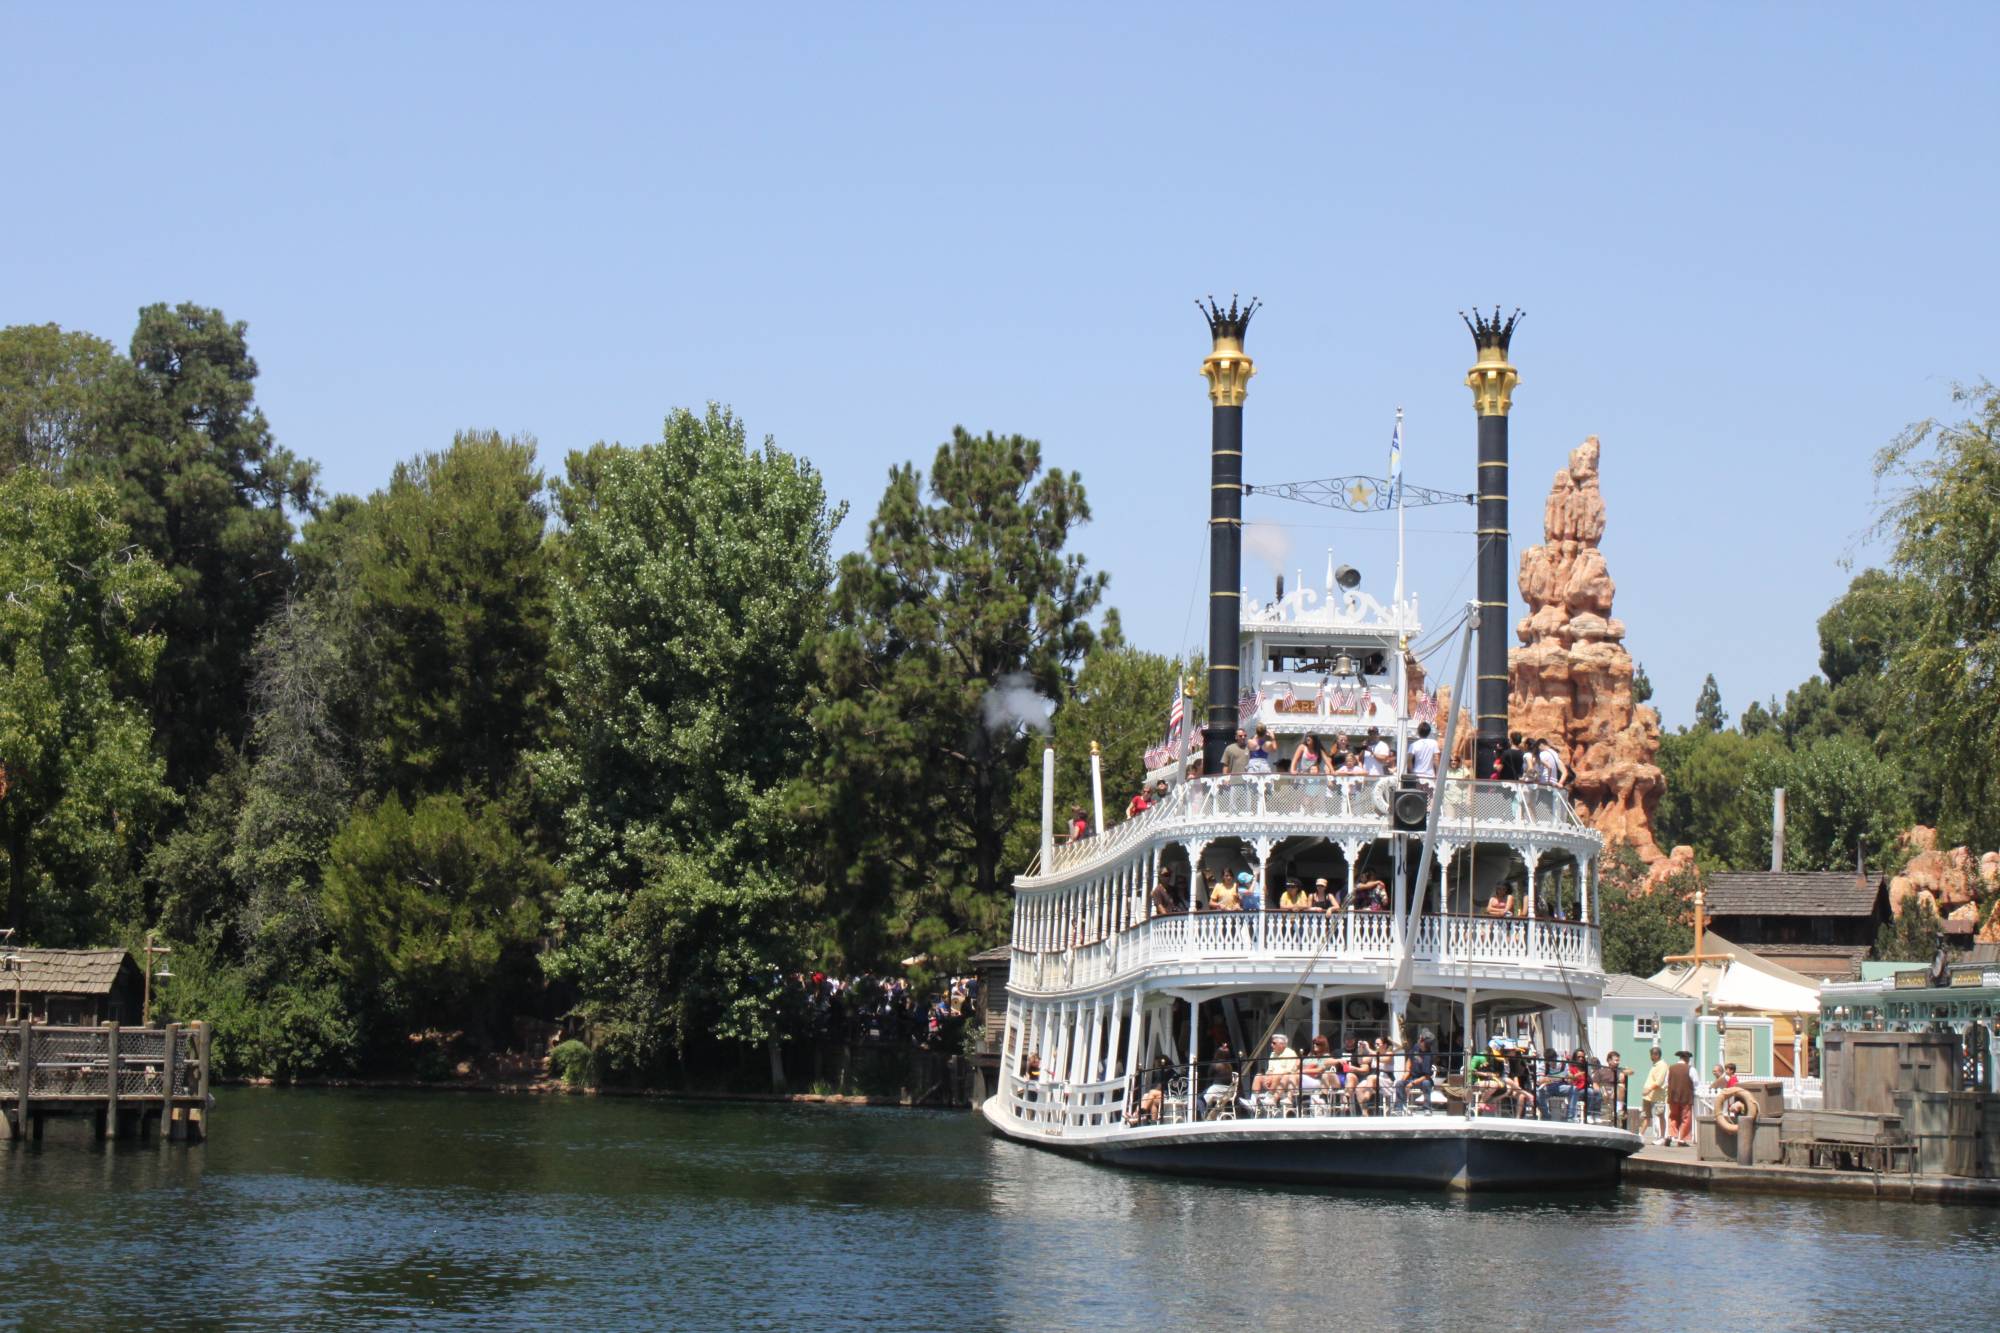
top-left (1388, 412), bottom-right (1403, 505)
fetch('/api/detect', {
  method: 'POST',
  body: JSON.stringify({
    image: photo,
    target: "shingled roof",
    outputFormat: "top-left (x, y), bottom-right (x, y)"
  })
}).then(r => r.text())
top-left (3, 948), bottom-right (134, 995)
top-left (1703, 871), bottom-right (1883, 917)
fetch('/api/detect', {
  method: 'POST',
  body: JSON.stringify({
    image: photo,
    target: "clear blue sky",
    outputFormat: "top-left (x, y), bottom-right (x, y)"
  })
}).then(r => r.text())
top-left (6, 4), bottom-right (1995, 728)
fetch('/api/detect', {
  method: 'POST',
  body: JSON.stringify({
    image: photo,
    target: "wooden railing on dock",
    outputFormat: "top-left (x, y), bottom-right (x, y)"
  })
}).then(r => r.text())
top-left (0, 1020), bottom-right (212, 1143)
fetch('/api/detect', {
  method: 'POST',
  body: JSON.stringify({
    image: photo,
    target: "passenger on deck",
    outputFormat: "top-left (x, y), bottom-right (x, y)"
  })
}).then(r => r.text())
top-left (1350, 1039), bottom-right (1380, 1113)
top-left (1222, 728), bottom-right (1250, 776)
top-left (1069, 807), bottom-right (1091, 841)
top-left (1290, 734), bottom-right (1326, 777)
top-left (1594, 1051), bottom-right (1625, 1120)
top-left (1278, 878), bottom-right (1310, 911)
top-left (1484, 883), bottom-right (1516, 918)
top-left (1125, 786), bottom-right (1151, 819)
top-left (1236, 871), bottom-right (1263, 913)
top-left (1308, 878), bottom-right (1339, 913)
top-left (1132, 1056), bottom-right (1173, 1125)
top-left (1300, 1036), bottom-right (1332, 1103)
top-left (1208, 874), bottom-right (1244, 912)
top-left (1197, 1043), bottom-right (1237, 1120)
top-left (1396, 1032), bottom-right (1437, 1111)
top-left (1151, 869), bottom-right (1185, 918)
top-left (1409, 721), bottom-right (1440, 784)
top-left (1353, 874), bottom-right (1388, 912)
top-left (1246, 724), bottom-right (1277, 774)
top-left (1254, 1034), bottom-right (1301, 1103)
top-left (1334, 744), bottom-right (1366, 777)
top-left (1535, 1049), bottom-right (1587, 1121)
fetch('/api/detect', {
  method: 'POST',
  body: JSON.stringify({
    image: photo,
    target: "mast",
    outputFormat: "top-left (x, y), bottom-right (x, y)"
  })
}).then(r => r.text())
top-left (1199, 297), bottom-right (1258, 776)
top-left (1463, 308), bottom-right (1521, 777)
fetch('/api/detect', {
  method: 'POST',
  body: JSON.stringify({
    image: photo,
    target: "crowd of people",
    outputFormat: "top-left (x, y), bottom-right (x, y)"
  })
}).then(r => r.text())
top-left (1074, 722), bottom-right (1575, 845)
top-left (796, 972), bottom-right (979, 1050)
top-left (1120, 1031), bottom-right (1632, 1127)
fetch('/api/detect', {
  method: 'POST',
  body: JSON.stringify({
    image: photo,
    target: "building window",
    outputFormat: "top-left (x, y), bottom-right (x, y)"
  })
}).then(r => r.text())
top-left (1635, 1016), bottom-right (1660, 1041)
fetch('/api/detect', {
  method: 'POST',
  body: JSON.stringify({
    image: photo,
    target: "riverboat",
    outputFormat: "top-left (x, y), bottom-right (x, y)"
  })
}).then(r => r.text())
top-left (980, 302), bottom-right (1642, 1190)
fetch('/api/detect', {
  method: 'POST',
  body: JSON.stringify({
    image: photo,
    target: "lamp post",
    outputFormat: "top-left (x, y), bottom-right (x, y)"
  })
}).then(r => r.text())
top-left (142, 934), bottom-right (173, 1026)
top-left (1, 927), bottom-right (19, 1022)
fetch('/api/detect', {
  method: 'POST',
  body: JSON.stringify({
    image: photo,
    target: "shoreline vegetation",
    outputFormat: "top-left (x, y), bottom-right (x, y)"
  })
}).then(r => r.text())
top-left (223, 1076), bottom-right (956, 1110)
top-left (3, 308), bottom-right (1996, 1091)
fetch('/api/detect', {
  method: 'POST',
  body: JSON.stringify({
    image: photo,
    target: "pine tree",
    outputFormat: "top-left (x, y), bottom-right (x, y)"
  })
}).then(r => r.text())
top-left (1692, 673), bottom-right (1726, 733)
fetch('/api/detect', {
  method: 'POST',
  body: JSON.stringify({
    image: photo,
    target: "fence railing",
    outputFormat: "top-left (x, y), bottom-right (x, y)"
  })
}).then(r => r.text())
top-left (1010, 911), bottom-right (1600, 994)
top-left (1033, 776), bottom-right (1594, 881)
top-left (0, 1022), bottom-right (209, 1103)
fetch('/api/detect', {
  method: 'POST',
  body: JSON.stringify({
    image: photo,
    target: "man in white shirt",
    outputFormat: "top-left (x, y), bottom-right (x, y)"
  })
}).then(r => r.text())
top-left (1409, 721), bottom-right (1440, 783)
top-left (1537, 738), bottom-right (1564, 786)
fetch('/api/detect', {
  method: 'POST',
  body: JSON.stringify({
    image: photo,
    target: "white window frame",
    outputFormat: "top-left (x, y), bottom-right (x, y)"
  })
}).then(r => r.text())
top-left (1634, 1015), bottom-right (1661, 1041)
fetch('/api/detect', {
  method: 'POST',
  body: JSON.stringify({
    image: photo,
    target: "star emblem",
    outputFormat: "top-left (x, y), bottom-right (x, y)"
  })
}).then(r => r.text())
top-left (1347, 480), bottom-right (1375, 508)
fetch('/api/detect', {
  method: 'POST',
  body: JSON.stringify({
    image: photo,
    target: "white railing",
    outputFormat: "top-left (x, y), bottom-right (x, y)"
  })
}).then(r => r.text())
top-left (1009, 911), bottom-right (1601, 995)
top-left (1029, 776), bottom-right (1595, 885)
top-left (1001, 1073), bottom-right (1133, 1136)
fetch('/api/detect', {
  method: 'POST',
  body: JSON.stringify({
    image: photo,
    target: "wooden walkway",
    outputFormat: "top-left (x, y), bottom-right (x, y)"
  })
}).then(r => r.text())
top-left (0, 1020), bottom-right (212, 1143)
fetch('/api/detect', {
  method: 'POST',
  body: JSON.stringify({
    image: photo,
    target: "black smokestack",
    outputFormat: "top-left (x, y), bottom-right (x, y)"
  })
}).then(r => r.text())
top-left (1199, 296), bottom-right (1258, 776)
top-left (1463, 306), bottom-right (1522, 777)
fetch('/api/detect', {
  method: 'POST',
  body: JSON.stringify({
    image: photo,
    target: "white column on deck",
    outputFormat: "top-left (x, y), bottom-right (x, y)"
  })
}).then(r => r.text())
top-left (1041, 744), bottom-right (1055, 869)
top-left (1525, 848), bottom-right (1542, 960)
top-left (1088, 995), bottom-right (1105, 1084)
top-left (1124, 987), bottom-right (1145, 1085)
top-left (1188, 995), bottom-right (1201, 1120)
top-left (1089, 741), bottom-right (1106, 837)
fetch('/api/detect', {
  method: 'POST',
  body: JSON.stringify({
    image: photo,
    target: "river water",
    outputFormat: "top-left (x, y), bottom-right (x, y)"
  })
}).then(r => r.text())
top-left (4, 1089), bottom-right (1999, 1329)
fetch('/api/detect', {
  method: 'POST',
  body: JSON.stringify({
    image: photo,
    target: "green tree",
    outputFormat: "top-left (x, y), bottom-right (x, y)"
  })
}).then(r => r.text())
top-left (1873, 381), bottom-right (2000, 845)
top-left (346, 432), bottom-right (551, 799)
top-left (1653, 729), bottom-right (1786, 868)
top-left (1739, 699), bottom-right (1777, 738)
top-left (1875, 898), bottom-right (1944, 964)
top-left (1631, 662), bottom-right (1654, 706)
top-left (0, 472), bottom-right (176, 939)
top-left (537, 407), bottom-right (838, 1073)
top-left (0, 323), bottom-right (124, 478)
top-left (1042, 613), bottom-right (1182, 838)
top-left (1735, 736), bottom-right (1911, 872)
top-left (322, 792), bottom-right (552, 1046)
top-left (802, 428), bottom-right (1106, 973)
top-left (92, 303), bottom-right (317, 786)
top-left (1691, 672), bottom-right (1726, 733)
top-left (1597, 845), bottom-right (1695, 978)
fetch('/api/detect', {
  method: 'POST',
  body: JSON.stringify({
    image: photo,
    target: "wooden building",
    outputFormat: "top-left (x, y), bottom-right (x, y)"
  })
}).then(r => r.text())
top-left (0, 949), bottom-right (145, 1026)
top-left (1700, 871), bottom-right (1891, 982)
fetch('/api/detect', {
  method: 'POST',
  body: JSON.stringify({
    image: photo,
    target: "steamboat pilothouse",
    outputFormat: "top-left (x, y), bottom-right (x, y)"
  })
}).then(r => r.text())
top-left (982, 301), bottom-right (1642, 1190)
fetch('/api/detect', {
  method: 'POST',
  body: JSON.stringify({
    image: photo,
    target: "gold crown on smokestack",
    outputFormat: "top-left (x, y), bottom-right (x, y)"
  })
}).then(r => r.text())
top-left (1461, 306), bottom-right (1522, 416)
top-left (1199, 294), bottom-right (1260, 406)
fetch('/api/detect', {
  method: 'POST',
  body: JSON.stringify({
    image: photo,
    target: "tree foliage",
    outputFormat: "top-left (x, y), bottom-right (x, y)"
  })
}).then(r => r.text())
top-left (1875, 898), bottom-right (1944, 964)
top-left (1873, 381), bottom-right (2000, 846)
top-left (801, 428), bottom-right (1106, 973)
top-left (1598, 845), bottom-right (1694, 978)
top-left (322, 792), bottom-right (552, 1045)
top-left (90, 304), bottom-right (319, 786)
top-left (0, 323), bottom-right (124, 478)
top-left (346, 431), bottom-right (551, 799)
top-left (0, 471), bottom-right (176, 939)
top-left (537, 407), bottom-right (838, 1073)
top-left (1691, 672), bottom-right (1726, 733)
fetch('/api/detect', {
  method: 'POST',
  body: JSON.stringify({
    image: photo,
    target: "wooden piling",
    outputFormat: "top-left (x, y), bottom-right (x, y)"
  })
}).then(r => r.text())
top-left (105, 1022), bottom-right (121, 1139)
top-left (17, 1018), bottom-right (32, 1138)
top-left (162, 1023), bottom-right (181, 1144)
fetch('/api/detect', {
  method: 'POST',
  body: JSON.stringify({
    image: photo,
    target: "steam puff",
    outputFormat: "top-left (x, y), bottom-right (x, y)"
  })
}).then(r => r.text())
top-left (981, 672), bottom-right (1053, 734)
top-left (1243, 521), bottom-right (1291, 577)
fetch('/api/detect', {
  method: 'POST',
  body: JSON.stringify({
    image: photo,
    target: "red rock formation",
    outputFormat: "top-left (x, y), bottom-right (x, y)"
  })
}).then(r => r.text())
top-left (1510, 437), bottom-right (1666, 861)
top-left (1890, 826), bottom-right (1998, 922)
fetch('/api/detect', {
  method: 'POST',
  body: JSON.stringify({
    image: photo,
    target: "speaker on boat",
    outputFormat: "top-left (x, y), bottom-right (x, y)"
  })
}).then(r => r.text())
top-left (1334, 564), bottom-right (1361, 590)
top-left (1391, 778), bottom-right (1430, 833)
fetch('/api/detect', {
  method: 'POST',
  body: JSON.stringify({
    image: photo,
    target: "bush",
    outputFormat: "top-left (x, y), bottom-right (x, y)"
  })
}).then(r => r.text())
top-left (550, 1039), bottom-right (598, 1088)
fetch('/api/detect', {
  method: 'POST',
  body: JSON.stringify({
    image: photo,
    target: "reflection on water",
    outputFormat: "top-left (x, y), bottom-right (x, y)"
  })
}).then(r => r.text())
top-left (2, 1089), bottom-right (1998, 1329)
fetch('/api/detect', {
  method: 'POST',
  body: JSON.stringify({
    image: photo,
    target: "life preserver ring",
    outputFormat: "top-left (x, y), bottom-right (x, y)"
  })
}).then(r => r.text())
top-left (1714, 1087), bottom-right (1758, 1133)
top-left (1371, 777), bottom-right (1397, 814)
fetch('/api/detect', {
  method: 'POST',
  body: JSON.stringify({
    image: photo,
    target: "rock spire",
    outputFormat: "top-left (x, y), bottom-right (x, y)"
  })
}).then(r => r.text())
top-left (1510, 436), bottom-right (1666, 861)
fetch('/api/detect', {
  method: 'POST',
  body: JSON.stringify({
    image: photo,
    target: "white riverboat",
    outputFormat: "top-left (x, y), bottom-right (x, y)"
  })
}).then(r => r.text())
top-left (981, 305), bottom-right (1642, 1190)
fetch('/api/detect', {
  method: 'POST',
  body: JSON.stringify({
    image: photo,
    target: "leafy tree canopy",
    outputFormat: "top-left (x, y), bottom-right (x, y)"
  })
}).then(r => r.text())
top-left (801, 427), bottom-right (1105, 973)
top-left (0, 471), bottom-right (176, 939)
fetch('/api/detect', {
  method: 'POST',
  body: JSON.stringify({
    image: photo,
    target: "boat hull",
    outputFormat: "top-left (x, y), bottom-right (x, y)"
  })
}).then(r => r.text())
top-left (982, 1101), bottom-right (1636, 1192)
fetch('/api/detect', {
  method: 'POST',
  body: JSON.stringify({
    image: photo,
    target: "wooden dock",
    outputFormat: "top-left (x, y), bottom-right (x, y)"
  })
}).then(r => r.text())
top-left (0, 1020), bottom-right (211, 1143)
